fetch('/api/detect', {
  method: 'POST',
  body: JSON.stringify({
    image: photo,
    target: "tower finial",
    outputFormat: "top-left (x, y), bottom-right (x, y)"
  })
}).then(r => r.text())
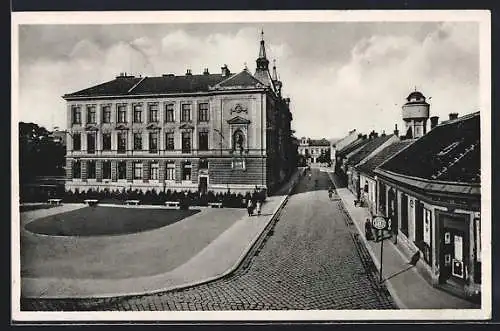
top-left (272, 59), bottom-right (278, 81)
top-left (261, 29), bottom-right (264, 41)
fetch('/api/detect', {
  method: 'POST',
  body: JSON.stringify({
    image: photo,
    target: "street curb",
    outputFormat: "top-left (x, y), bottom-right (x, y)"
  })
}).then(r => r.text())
top-left (327, 172), bottom-right (407, 310)
top-left (22, 170), bottom-right (302, 300)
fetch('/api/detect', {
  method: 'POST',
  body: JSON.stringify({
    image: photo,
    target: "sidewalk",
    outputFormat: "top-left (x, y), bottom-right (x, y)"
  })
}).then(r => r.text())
top-left (326, 172), bottom-right (480, 309)
top-left (22, 170), bottom-right (301, 299)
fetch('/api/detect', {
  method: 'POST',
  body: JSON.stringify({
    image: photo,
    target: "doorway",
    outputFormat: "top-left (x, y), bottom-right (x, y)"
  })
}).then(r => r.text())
top-left (439, 214), bottom-right (469, 285)
top-left (199, 176), bottom-right (208, 195)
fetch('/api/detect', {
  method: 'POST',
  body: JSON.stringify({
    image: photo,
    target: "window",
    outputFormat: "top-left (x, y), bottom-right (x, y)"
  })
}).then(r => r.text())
top-left (102, 105), bottom-right (111, 123)
top-left (149, 132), bottom-right (158, 153)
top-left (166, 162), bottom-right (175, 180)
top-left (133, 162), bottom-right (143, 180)
top-left (87, 160), bottom-right (96, 179)
top-left (117, 104), bottom-right (127, 123)
top-left (232, 158), bottom-right (245, 170)
top-left (150, 162), bottom-right (159, 180)
top-left (133, 104), bottom-right (142, 123)
top-left (73, 160), bottom-right (81, 178)
top-left (182, 161), bottom-right (192, 181)
top-left (87, 133), bottom-right (96, 153)
top-left (117, 133), bottom-right (127, 153)
top-left (102, 133), bottom-right (111, 151)
top-left (165, 104), bottom-right (175, 122)
top-left (149, 103), bottom-right (159, 123)
top-left (118, 161), bottom-right (127, 179)
top-left (198, 103), bottom-right (209, 122)
top-left (102, 161), bottom-right (111, 179)
top-left (199, 158), bottom-right (209, 169)
top-left (198, 131), bottom-right (209, 151)
top-left (72, 106), bottom-right (82, 124)
top-left (86, 105), bottom-right (97, 124)
top-left (181, 104), bottom-right (191, 122)
top-left (166, 132), bottom-right (175, 151)
top-left (73, 133), bottom-right (81, 151)
top-left (181, 131), bottom-right (191, 153)
top-left (134, 133), bottom-right (142, 150)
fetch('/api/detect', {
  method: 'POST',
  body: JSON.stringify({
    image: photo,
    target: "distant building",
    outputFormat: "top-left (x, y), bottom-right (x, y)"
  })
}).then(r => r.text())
top-left (375, 111), bottom-right (481, 301)
top-left (62, 31), bottom-right (294, 194)
top-left (343, 132), bottom-right (400, 200)
top-left (297, 137), bottom-right (331, 164)
top-left (331, 129), bottom-right (358, 169)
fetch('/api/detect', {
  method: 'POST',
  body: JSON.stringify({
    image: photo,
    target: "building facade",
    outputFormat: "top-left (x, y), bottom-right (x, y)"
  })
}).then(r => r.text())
top-left (297, 137), bottom-right (331, 164)
top-left (331, 129), bottom-right (358, 169)
top-left (374, 111), bottom-right (481, 301)
top-left (63, 33), bottom-right (294, 194)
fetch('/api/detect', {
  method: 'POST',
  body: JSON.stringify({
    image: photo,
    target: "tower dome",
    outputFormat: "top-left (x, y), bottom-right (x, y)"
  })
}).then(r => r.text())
top-left (401, 90), bottom-right (430, 139)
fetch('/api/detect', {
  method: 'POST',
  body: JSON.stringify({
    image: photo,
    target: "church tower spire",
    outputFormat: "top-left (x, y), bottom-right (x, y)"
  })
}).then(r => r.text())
top-left (256, 29), bottom-right (269, 71)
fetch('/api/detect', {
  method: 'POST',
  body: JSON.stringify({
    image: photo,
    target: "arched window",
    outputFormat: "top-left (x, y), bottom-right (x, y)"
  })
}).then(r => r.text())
top-left (233, 129), bottom-right (245, 152)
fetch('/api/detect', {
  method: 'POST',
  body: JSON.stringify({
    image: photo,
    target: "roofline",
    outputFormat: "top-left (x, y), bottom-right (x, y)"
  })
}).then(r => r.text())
top-left (374, 168), bottom-right (480, 188)
top-left (434, 111), bottom-right (480, 128)
top-left (62, 88), bottom-right (269, 101)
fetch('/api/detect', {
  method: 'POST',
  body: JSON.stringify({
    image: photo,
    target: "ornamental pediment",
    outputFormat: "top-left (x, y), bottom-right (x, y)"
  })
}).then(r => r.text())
top-left (146, 123), bottom-right (161, 130)
top-left (227, 116), bottom-right (251, 125)
top-left (179, 123), bottom-right (195, 130)
top-left (114, 123), bottom-right (129, 131)
top-left (85, 124), bottom-right (99, 131)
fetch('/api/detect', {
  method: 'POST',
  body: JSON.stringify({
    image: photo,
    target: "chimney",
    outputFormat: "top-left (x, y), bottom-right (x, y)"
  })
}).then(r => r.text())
top-left (430, 116), bottom-right (439, 129)
top-left (394, 124), bottom-right (399, 137)
top-left (221, 64), bottom-right (230, 77)
top-left (381, 130), bottom-right (386, 136)
top-left (185, 69), bottom-right (192, 76)
top-left (203, 68), bottom-right (210, 75)
top-left (449, 112), bottom-right (459, 120)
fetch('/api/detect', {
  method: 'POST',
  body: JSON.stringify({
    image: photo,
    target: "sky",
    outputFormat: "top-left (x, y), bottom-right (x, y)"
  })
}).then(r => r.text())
top-left (17, 21), bottom-right (480, 139)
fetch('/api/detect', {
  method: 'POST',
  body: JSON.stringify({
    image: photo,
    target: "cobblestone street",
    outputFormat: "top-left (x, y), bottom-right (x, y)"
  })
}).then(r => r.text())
top-left (22, 169), bottom-right (395, 311)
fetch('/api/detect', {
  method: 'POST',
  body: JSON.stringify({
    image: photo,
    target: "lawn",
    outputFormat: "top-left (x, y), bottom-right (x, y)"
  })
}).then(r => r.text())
top-left (21, 207), bottom-right (246, 279)
top-left (20, 204), bottom-right (58, 213)
top-left (24, 206), bottom-right (200, 236)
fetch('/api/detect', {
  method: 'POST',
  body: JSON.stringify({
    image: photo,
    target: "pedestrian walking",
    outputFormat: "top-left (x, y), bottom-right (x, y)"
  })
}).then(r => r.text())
top-left (365, 218), bottom-right (374, 241)
top-left (255, 200), bottom-right (261, 216)
top-left (247, 198), bottom-right (254, 216)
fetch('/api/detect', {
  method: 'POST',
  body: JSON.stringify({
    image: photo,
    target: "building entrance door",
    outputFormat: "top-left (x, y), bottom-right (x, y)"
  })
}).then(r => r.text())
top-left (199, 176), bottom-right (208, 195)
top-left (441, 227), bottom-right (467, 284)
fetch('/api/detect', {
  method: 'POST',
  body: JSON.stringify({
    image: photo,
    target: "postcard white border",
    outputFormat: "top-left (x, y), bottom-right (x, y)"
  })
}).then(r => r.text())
top-left (11, 10), bottom-right (492, 322)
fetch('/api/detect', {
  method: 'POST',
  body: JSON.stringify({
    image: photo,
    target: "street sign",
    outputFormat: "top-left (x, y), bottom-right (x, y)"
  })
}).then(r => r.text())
top-left (372, 216), bottom-right (387, 230)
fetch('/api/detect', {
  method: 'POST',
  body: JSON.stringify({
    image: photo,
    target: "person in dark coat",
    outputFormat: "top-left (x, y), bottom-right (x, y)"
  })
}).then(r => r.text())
top-left (365, 218), bottom-right (374, 240)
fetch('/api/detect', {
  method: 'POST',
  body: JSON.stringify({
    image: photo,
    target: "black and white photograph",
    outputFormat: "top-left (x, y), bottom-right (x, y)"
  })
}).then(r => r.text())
top-left (11, 10), bottom-right (491, 321)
